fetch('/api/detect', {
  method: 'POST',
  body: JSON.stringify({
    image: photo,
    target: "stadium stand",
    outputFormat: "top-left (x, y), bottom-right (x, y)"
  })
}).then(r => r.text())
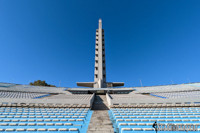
top-left (109, 107), bottom-right (200, 133)
top-left (151, 91), bottom-right (200, 99)
top-left (0, 83), bottom-right (94, 133)
top-left (134, 83), bottom-right (200, 93)
top-left (0, 82), bottom-right (200, 132)
top-left (0, 91), bottom-right (49, 99)
top-left (0, 107), bottom-right (92, 132)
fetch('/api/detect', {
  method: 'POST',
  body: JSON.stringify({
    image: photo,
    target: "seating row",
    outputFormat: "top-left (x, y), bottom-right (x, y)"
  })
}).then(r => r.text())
top-left (0, 113), bottom-right (88, 115)
top-left (118, 123), bottom-right (200, 126)
top-left (121, 127), bottom-right (200, 131)
top-left (0, 119), bottom-right (85, 122)
top-left (111, 104), bottom-right (200, 108)
top-left (0, 122), bottom-right (82, 126)
top-left (0, 107), bottom-right (89, 110)
top-left (152, 91), bottom-right (200, 99)
top-left (113, 113), bottom-right (200, 116)
top-left (0, 91), bottom-right (48, 99)
top-left (113, 107), bottom-right (200, 109)
top-left (0, 107), bottom-right (93, 133)
top-left (0, 116), bottom-right (86, 118)
top-left (0, 103), bottom-right (90, 108)
top-left (115, 119), bottom-right (200, 122)
top-left (109, 107), bottom-right (200, 133)
top-left (115, 116), bottom-right (200, 118)
top-left (0, 128), bottom-right (79, 132)
top-left (113, 110), bottom-right (199, 112)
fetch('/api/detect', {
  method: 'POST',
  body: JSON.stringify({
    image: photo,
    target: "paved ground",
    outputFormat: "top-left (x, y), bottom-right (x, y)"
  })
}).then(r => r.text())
top-left (87, 95), bottom-right (114, 133)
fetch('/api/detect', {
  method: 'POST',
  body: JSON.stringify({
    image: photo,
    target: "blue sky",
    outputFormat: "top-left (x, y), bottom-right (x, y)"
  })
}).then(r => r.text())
top-left (1, 0), bottom-right (200, 87)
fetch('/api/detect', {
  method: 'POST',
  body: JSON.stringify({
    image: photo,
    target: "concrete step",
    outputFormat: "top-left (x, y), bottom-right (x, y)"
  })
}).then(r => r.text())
top-left (87, 95), bottom-right (114, 133)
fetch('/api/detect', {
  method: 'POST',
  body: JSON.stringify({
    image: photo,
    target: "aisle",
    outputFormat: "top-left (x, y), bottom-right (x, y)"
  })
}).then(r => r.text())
top-left (87, 95), bottom-right (114, 133)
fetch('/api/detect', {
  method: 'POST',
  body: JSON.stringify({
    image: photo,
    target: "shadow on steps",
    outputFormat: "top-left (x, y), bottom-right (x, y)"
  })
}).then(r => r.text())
top-left (91, 95), bottom-right (109, 110)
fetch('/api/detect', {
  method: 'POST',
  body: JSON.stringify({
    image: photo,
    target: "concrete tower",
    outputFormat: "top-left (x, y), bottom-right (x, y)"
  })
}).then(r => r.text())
top-left (94, 19), bottom-right (106, 88)
top-left (77, 19), bottom-right (124, 88)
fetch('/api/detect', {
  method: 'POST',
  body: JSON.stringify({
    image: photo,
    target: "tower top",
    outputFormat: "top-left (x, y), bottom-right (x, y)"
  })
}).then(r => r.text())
top-left (99, 19), bottom-right (102, 29)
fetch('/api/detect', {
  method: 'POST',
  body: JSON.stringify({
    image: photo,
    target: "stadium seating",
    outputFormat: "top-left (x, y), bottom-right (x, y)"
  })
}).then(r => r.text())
top-left (1, 82), bottom-right (200, 132)
top-left (0, 107), bottom-right (93, 132)
top-left (151, 91), bottom-right (200, 99)
top-left (0, 91), bottom-right (49, 99)
top-left (109, 107), bottom-right (200, 133)
top-left (134, 84), bottom-right (200, 93)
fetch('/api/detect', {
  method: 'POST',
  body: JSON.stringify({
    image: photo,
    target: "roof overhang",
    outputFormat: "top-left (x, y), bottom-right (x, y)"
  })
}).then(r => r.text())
top-left (76, 82), bottom-right (95, 88)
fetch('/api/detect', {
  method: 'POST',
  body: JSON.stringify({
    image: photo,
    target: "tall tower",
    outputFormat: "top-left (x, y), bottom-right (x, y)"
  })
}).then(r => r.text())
top-left (94, 19), bottom-right (106, 88)
top-left (77, 19), bottom-right (124, 88)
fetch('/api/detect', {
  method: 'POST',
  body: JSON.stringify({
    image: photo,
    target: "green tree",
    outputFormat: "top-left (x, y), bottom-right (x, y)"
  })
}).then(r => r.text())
top-left (29, 80), bottom-right (56, 87)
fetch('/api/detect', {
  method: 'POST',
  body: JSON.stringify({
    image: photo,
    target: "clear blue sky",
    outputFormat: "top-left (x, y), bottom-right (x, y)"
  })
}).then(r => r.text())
top-left (1, 0), bottom-right (200, 87)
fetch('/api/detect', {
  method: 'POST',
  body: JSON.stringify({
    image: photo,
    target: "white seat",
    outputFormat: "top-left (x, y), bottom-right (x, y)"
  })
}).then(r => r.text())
top-left (69, 119), bottom-right (75, 121)
top-left (69, 128), bottom-right (78, 131)
top-left (44, 119), bottom-right (51, 122)
top-left (28, 123), bottom-right (36, 126)
top-left (77, 119), bottom-right (84, 121)
top-left (19, 123), bottom-right (27, 126)
top-left (128, 123), bottom-right (136, 126)
top-left (121, 128), bottom-right (132, 131)
top-left (16, 128), bottom-right (25, 132)
top-left (5, 129), bottom-right (15, 132)
top-left (9, 123), bottom-right (17, 126)
top-left (55, 123), bottom-right (63, 126)
top-left (20, 119), bottom-right (27, 122)
top-left (37, 123), bottom-right (45, 126)
top-left (48, 128), bottom-right (57, 131)
top-left (119, 123), bottom-right (127, 126)
top-left (37, 128), bottom-right (47, 131)
top-left (143, 128), bottom-right (154, 131)
top-left (1, 123), bottom-right (8, 126)
top-left (64, 123), bottom-right (73, 126)
top-left (46, 123), bottom-right (54, 126)
top-left (52, 119), bottom-right (59, 122)
top-left (58, 128), bottom-right (68, 131)
top-left (28, 119), bottom-right (35, 122)
top-left (132, 128), bottom-right (143, 131)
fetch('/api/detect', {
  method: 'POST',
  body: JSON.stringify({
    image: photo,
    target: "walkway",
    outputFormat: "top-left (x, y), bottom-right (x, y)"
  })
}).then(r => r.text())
top-left (87, 95), bottom-right (114, 133)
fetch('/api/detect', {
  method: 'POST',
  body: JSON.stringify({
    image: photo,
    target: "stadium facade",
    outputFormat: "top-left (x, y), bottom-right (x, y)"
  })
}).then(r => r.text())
top-left (1, 19), bottom-right (200, 133)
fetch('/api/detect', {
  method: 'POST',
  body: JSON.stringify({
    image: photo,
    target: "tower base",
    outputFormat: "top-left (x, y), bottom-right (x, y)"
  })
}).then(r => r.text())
top-left (76, 82), bottom-right (124, 88)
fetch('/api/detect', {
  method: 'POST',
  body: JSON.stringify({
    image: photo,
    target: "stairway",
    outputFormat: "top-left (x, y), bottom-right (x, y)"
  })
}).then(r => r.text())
top-left (87, 95), bottom-right (114, 133)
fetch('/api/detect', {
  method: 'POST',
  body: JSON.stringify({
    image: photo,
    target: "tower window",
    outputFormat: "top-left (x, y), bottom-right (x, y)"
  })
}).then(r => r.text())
top-left (95, 75), bottom-right (98, 78)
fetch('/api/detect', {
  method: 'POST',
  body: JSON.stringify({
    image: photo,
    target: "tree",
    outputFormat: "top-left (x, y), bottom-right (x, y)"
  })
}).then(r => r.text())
top-left (29, 80), bottom-right (56, 87)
